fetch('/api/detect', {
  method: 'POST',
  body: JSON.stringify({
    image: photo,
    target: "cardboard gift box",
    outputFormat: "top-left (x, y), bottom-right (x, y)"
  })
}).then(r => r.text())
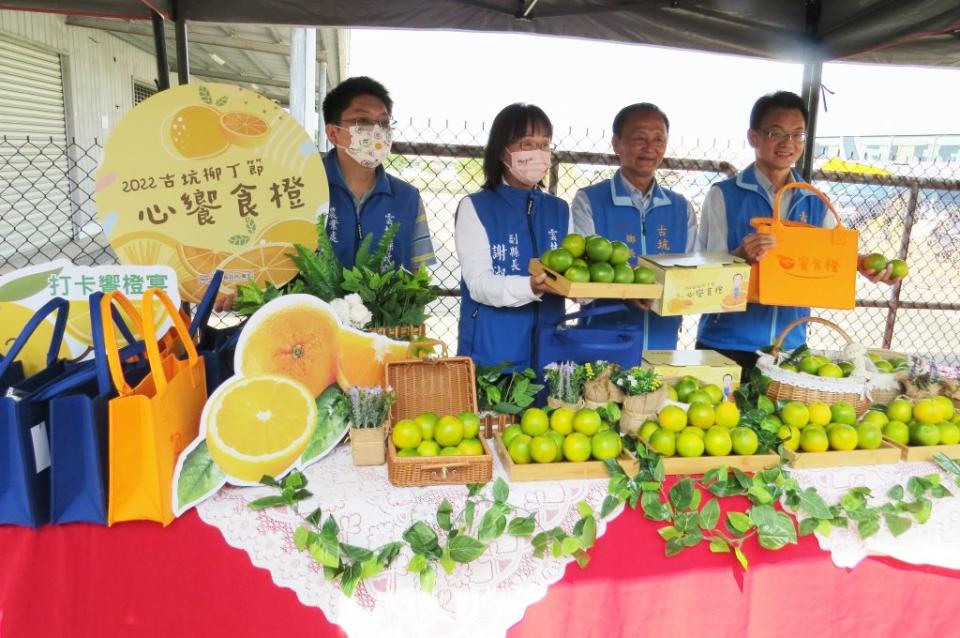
top-left (636, 253), bottom-right (751, 317)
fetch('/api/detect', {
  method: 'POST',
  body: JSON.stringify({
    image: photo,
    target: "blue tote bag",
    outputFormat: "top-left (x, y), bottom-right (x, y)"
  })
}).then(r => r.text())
top-left (0, 298), bottom-right (71, 527)
top-left (190, 270), bottom-right (242, 394)
top-left (45, 292), bottom-right (149, 525)
top-left (535, 304), bottom-right (644, 371)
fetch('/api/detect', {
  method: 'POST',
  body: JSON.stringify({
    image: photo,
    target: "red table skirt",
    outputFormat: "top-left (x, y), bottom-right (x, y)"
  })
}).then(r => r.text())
top-left (2, 508), bottom-right (959, 637)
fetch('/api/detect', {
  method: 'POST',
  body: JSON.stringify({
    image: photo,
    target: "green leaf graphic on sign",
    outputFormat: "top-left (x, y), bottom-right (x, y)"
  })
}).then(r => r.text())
top-left (176, 440), bottom-right (227, 512)
top-left (199, 85), bottom-right (212, 104)
top-left (228, 235), bottom-right (251, 246)
top-left (245, 217), bottom-right (257, 234)
top-left (0, 267), bottom-right (63, 302)
top-left (301, 386), bottom-right (350, 463)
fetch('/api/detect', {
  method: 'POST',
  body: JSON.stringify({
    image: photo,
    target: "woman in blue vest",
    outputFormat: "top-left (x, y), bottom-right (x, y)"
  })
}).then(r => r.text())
top-left (456, 103), bottom-right (571, 370)
top-left (571, 103), bottom-right (697, 352)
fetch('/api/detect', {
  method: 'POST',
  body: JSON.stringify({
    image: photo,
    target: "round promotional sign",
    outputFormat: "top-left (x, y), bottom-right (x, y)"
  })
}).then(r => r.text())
top-left (96, 83), bottom-right (327, 302)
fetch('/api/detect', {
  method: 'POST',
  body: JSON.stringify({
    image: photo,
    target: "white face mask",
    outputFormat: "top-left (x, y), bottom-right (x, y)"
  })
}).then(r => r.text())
top-left (505, 149), bottom-right (551, 186)
top-left (337, 124), bottom-right (393, 169)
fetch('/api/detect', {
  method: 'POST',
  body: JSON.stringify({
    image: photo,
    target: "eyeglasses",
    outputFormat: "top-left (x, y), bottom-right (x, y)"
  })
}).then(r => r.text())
top-left (515, 140), bottom-right (554, 152)
top-left (763, 128), bottom-right (807, 144)
top-left (338, 117), bottom-right (397, 130)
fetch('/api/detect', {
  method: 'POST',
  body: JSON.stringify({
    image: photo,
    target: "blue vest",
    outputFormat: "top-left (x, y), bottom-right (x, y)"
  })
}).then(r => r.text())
top-left (697, 165), bottom-right (828, 353)
top-left (323, 151), bottom-right (421, 270)
top-left (457, 185), bottom-right (569, 371)
top-left (581, 171), bottom-right (690, 349)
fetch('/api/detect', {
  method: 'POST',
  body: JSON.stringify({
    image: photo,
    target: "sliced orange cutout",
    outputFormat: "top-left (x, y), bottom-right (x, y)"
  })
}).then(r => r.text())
top-left (205, 374), bottom-right (317, 483)
top-left (234, 294), bottom-right (339, 397)
top-left (335, 329), bottom-right (409, 389)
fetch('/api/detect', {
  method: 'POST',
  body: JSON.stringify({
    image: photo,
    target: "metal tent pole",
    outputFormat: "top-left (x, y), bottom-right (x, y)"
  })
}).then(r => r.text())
top-left (151, 11), bottom-right (170, 90)
top-left (800, 59), bottom-right (822, 181)
top-left (174, 0), bottom-right (190, 84)
top-left (799, 0), bottom-right (823, 181)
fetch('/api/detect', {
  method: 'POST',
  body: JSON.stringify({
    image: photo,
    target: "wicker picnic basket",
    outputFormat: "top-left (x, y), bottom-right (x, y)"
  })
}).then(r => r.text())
top-left (384, 340), bottom-right (493, 486)
top-left (480, 411), bottom-right (517, 439)
top-left (756, 317), bottom-right (872, 415)
top-left (865, 348), bottom-right (906, 405)
top-left (371, 323), bottom-right (426, 341)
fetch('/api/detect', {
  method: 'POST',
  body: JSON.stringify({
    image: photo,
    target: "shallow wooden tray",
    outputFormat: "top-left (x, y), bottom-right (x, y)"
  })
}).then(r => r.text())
top-left (493, 433), bottom-right (639, 481)
top-left (649, 446), bottom-right (780, 476)
top-left (529, 259), bottom-right (663, 299)
top-left (784, 441), bottom-right (901, 469)
top-left (883, 438), bottom-right (960, 463)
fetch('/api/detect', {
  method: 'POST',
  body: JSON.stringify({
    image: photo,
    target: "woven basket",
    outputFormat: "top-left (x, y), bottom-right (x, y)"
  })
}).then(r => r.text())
top-left (757, 317), bottom-right (872, 415)
top-left (384, 339), bottom-right (492, 486)
top-left (371, 323), bottom-right (426, 341)
top-left (350, 423), bottom-right (386, 466)
top-left (480, 411), bottom-right (517, 439)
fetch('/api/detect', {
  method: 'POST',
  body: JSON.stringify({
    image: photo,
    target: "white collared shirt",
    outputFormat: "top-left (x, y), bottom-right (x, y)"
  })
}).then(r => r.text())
top-left (571, 172), bottom-right (698, 252)
top-left (455, 192), bottom-right (574, 308)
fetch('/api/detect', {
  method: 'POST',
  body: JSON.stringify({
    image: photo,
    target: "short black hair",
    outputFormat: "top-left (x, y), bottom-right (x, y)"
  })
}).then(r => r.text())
top-left (749, 91), bottom-right (808, 130)
top-left (612, 103), bottom-right (669, 136)
top-left (322, 76), bottom-right (393, 125)
top-left (482, 103), bottom-right (553, 190)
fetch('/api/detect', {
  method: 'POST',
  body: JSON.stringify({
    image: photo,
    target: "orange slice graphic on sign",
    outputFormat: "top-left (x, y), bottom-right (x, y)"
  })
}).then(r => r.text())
top-left (220, 112), bottom-right (270, 147)
top-left (215, 243), bottom-right (299, 291)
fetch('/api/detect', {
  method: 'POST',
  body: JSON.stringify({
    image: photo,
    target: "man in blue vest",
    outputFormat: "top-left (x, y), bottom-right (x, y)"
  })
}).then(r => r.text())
top-left (322, 76), bottom-right (434, 271)
top-left (215, 77), bottom-right (433, 311)
top-left (571, 103), bottom-right (698, 351)
top-left (697, 91), bottom-right (896, 377)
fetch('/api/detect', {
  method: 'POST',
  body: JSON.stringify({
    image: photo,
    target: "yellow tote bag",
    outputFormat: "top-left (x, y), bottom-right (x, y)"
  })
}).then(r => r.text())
top-left (748, 182), bottom-right (859, 310)
top-left (105, 289), bottom-right (207, 526)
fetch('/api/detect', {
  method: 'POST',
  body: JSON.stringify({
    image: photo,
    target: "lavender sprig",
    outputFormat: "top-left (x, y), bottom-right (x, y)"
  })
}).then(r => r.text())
top-left (347, 386), bottom-right (396, 428)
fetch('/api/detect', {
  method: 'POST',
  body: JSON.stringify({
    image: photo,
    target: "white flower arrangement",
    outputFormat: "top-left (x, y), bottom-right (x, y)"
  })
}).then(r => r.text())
top-left (331, 294), bottom-right (373, 329)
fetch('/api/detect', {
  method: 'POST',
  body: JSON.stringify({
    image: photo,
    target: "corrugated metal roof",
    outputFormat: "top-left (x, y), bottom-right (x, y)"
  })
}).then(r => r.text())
top-left (60, 17), bottom-right (346, 104)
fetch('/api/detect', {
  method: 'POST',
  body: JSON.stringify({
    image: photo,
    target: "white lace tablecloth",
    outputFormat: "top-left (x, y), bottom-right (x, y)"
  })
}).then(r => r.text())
top-left (788, 461), bottom-right (960, 570)
top-left (197, 445), bottom-right (620, 638)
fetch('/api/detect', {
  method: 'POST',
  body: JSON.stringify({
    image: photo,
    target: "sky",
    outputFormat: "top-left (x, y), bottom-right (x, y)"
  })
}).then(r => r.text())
top-left (347, 28), bottom-right (960, 144)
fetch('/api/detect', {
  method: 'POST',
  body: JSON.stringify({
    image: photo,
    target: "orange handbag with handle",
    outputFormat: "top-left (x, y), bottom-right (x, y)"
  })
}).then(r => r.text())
top-left (104, 289), bottom-right (207, 526)
top-left (747, 181), bottom-right (859, 310)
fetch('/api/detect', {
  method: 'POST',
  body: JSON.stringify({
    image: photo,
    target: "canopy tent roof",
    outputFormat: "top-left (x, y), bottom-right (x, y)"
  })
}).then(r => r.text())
top-left (4, 0), bottom-right (960, 67)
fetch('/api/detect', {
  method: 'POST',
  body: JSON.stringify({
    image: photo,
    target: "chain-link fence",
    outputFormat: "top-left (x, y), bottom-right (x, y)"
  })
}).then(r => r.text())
top-left (3, 120), bottom-right (959, 364)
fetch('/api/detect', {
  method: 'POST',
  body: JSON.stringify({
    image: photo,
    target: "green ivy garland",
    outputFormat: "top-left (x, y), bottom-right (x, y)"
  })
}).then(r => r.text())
top-left (250, 450), bottom-right (960, 597)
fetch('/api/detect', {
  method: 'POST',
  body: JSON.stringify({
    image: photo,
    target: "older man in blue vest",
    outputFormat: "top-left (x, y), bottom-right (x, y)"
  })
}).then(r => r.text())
top-left (571, 103), bottom-right (698, 351)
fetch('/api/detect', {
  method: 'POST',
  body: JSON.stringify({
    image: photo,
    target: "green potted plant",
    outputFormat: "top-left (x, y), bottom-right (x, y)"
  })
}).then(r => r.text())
top-left (543, 361), bottom-right (586, 410)
top-left (612, 367), bottom-right (667, 435)
top-left (475, 362), bottom-right (544, 437)
top-left (582, 360), bottom-right (625, 408)
top-left (233, 217), bottom-right (440, 342)
top-left (346, 386), bottom-right (397, 466)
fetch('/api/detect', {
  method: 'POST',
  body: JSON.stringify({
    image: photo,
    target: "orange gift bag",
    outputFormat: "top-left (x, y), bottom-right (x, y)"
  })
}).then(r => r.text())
top-left (105, 289), bottom-right (206, 526)
top-left (748, 182), bottom-right (859, 310)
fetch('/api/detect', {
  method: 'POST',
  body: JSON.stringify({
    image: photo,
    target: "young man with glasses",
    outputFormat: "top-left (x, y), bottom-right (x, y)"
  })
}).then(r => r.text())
top-left (322, 76), bottom-right (435, 270)
top-left (570, 103), bottom-right (698, 351)
top-left (696, 91), bottom-right (895, 378)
